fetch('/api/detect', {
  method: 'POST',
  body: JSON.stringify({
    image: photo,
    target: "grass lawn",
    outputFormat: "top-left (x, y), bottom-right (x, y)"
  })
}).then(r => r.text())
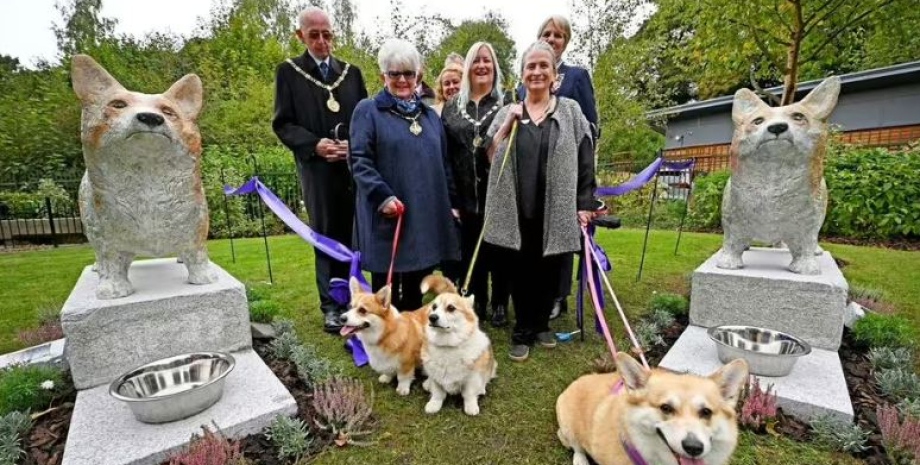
top-left (3, 229), bottom-right (917, 464)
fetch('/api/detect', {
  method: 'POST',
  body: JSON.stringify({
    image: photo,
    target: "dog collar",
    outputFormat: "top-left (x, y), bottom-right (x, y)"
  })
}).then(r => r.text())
top-left (621, 435), bottom-right (651, 465)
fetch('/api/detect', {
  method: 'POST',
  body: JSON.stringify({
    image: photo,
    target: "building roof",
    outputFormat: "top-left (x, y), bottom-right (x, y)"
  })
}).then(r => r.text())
top-left (647, 60), bottom-right (920, 120)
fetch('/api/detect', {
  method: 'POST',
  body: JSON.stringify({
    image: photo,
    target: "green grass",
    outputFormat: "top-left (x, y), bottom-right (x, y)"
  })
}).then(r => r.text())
top-left (2, 229), bottom-right (917, 464)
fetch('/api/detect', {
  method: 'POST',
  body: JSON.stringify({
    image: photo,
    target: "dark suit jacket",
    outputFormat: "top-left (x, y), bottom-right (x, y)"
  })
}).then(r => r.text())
top-left (272, 52), bottom-right (368, 241)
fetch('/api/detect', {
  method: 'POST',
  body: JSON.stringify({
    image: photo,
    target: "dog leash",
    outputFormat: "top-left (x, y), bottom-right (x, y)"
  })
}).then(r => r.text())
top-left (385, 200), bottom-right (406, 307)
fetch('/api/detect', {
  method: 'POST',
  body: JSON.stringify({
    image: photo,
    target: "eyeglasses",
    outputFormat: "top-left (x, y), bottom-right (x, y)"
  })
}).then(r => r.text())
top-left (385, 70), bottom-right (418, 80)
top-left (306, 30), bottom-right (334, 41)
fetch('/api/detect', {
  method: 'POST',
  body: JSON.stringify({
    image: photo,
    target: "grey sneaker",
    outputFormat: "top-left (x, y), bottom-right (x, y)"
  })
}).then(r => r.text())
top-left (509, 344), bottom-right (530, 362)
top-left (536, 331), bottom-right (557, 348)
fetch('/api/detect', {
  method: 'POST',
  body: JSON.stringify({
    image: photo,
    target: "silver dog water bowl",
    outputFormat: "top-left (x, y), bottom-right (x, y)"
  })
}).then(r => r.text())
top-left (708, 326), bottom-right (811, 377)
top-left (109, 352), bottom-right (235, 424)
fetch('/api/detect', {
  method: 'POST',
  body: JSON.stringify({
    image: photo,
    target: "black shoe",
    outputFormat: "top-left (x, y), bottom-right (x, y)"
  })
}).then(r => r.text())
top-left (549, 298), bottom-right (568, 320)
top-left (323, 311), bottom-right (343, 333)
top-left (491, 304), bottom-right (508, 328)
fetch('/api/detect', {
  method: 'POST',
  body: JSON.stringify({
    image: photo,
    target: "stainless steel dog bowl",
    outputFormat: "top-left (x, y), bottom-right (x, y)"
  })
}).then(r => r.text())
top-left (708, 326), bottom-right (811, 377)
top-left (109, 352), bottom-right (235, 424)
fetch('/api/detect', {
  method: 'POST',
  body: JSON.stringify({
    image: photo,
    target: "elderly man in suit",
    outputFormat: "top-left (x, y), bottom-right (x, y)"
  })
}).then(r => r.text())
top-left (273, 7), bottom-right (368, 333)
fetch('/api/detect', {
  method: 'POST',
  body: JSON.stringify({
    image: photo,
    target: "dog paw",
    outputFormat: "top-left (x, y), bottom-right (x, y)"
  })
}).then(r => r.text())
top-left (424, 400), bottom-right (443, 414)
top-left (96, 279), bottom-right (133, 299)
top-left (396, 384), bottom-right (411, 396)
top-left (378, 374), bottom-right (393, 384)
top-left (572, 452), bottom-right (590, 465)
top-left (716, 252), bottom-right (743, 270)
top-left (186, 264), bottom-right (217, 284)
top-left (463, 401), bottom-right (480, 416)
top-left (421, 379), bottom-right (431, 392)
top-left (789, 257), bottom-right (821, 275)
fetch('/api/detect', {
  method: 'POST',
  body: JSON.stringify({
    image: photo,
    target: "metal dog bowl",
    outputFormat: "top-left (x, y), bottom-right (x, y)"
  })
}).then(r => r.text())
top-left (109, 352), bottom-right (235, 424)
top-left (708, 326), bottom-right (811, 377)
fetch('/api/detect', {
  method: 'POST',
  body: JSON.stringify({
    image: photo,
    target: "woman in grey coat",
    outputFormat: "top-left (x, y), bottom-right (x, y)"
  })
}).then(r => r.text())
top-left (484, 41), bottom-right (601, 361)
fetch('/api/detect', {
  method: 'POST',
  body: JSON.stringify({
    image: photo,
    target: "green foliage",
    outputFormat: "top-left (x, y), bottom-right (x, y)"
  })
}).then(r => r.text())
top-left (809, 414), bottom-right (870, 454)
top-left (249, 300), bottom-right (282, 323)
top-left (898, 398), bottom-right (920, 419)
top-left (687, 170), bottom-right (730, 231)
top-left (265, 415), bottom-right (312, 461)
top-left (851, 313), bottom-right (918, 350)
top-left (875, 368), bottom-right (920, 400)
top-left (270, 318), bottom-right (297, 338)
top-left (245, 284), bottom-right (270, 303)
top-left (0, 411), bottom-right (32, 465)
top-left (869, 347), bottom-right (915, 372)
top-left (269, 331), bottom-right (300, 361)
top-left (635, 309), bottom-right (675, 349)
top-left (0, 364), bottom-right (65, 416)
top-left (426, 14), bottom-right (516, 86)
top-left (290, 344), bottom-right (342, 388)
top-left (823, 146), bottom-right (920, 239)
top-left (649, 292), bottom-right (689, 317)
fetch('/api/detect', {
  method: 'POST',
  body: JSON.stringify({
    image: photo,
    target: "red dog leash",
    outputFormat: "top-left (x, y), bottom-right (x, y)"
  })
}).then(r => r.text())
top-left (385, 200), bottom-right (406, 303)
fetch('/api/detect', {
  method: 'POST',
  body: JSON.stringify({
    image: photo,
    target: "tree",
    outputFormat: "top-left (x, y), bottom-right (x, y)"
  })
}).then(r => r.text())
top-left (568, 0), bottom-right (651, 70)
top-left (694, 0), bottom-right (910, 104)
top-left (53, 0), bottom-right (117, 58)
top-left (426, 13), bottom-right (517, 86)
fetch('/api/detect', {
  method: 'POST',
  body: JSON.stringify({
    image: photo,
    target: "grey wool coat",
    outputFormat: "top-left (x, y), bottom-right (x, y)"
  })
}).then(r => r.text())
top-left (483, 97), bottom-right (599, 256)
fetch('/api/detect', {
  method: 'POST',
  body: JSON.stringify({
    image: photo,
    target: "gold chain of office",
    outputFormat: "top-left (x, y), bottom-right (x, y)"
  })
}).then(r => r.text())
top-left (286, 58), bottom-right (351, 113)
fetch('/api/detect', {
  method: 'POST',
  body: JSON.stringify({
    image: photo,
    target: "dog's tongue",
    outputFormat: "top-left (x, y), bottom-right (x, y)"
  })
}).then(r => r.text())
top-left (339, 326), bottom-right (357, 337)
top-left (678, 457), bottom-right (704, 465)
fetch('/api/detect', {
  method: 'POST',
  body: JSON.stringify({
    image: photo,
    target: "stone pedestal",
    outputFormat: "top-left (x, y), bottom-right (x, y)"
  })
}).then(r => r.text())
top-left (661, 326), bottom-right (853, 422)
top-left (62, 349), bottom-right (297, 465)
top-left (62, 259), bottom-right (251, 389)
top-left (690, 248), bottom-right (847, 350)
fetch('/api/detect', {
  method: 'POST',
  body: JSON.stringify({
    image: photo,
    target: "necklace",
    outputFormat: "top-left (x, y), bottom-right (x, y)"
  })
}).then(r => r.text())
top-left (286, 58), bottom-right (351, 113)
top-left (460, 100), bottom-right (500, 149)
top-left (389, 110), bottom-right (423, 136)
top-left (522, 98), bottom-right (553, 125)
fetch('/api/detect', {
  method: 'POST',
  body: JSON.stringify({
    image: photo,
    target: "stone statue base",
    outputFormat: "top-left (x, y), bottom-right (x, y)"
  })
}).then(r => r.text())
top-left (690, 247), bottom-right (847, 351)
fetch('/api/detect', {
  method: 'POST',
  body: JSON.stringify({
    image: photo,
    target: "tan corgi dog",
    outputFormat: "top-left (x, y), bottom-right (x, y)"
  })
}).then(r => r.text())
top-left (340, 276), bottom-right (436, 395)
top-left (556, 353), bottom-right (749, 465)
top-left (420, 279), bottom-right (497, 416)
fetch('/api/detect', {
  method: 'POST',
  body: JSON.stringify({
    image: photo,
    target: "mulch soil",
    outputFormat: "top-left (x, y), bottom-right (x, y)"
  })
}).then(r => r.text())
top-left (19, 322), bottom-right (898, 464)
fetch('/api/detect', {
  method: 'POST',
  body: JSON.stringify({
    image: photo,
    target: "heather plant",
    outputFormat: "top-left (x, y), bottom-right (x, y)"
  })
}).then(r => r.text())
top-left (649, 293), bottom-right (689, 317)
top-left (738, 377), bottom-right (778, 430)
top-left (168, 425), bottom-right (249, 465)
top-left (876, 368), bottom-right (920, 400)
top-left (290, 344), bottom-right (342, 388)
top-left (0, 411), bottom-right (32, 465)
top-left (809, 414), bottom-right (870, 453)
top-left (877, 404), bottom-right (920, 465)
top-left (249, 300), bottom-right (282, 323)
top-left (312, 377), bottom-right (375, 447)
top-left (868, 347), bottom-right (915, 372)
top-left (265, 415), bottom-right (312, 461)
top-left (17, 300), bottom-right (64, 346)
top-left (0, 364), bottom-right (65, 415)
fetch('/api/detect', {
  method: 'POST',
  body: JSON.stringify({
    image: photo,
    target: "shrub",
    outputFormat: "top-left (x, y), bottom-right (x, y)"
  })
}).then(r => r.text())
top-left (877, 404), bottom-right (920, 465)
top-left (851, 313), bottom-right (918, 349)
top-left (268, 331), bottom-right (300, 361)
top-left (809, 414), bottom-right (870, 453)
top-left (17, 321), bottom-right (64, 347)
top-left (868, 347), bottom-right (915, 372)
top-left (290, 344), bottom-right (341, 388)
top-left (313, 377), bottom-right (375, 447)
top-left (265, 415), bottom-right (312, 461)
top-left (649, 293), bottom-right (689, 317)
top-left (823, 145), bottom-right (920, 239)
top-left (249, 300), bottom-right (282, 323)
top-left (898, 398), bottom-right (920, 419)
top-left (687, 170), bottom-right (730, 231)
top-left (876, 368), bottom-right (920, 400)
top-left (271, 318), bottom-right (296, 338)
top-left (634, 309), bottom-right (675, 350)
top-left (0, 364), bottom-right (65, 416)
top-left (245, 284), bottom-right (270, 303)
top-left (168, 425), bottom-right (249, 465)
top-left (0, 411), bottom-right (32, 465)
top-left (739, 377), bottom-right (778, 430)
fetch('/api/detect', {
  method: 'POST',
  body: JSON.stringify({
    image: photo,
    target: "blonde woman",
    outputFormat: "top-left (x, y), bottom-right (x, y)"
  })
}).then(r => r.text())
top-left (432, 64), bottom-right (463, 115)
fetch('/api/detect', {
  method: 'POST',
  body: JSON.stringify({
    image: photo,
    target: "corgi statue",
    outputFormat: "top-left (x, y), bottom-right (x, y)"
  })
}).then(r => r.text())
top-left (72, 55), bottom-right (216, 299)
top-left (717, 77), bottom-right (841, 275)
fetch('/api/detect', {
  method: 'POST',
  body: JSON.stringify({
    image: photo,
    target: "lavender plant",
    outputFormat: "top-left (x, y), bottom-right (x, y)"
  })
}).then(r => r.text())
top-left (809, 414), bottom-right (870, 453)
top-left (876, 368), bottom-right (920, 400)
top-left (265, 415), bottom-right (312, 461)
top-left (0, 411), bottom-right (32, 465)
top-left (868, 347), bottom-right (915, 372)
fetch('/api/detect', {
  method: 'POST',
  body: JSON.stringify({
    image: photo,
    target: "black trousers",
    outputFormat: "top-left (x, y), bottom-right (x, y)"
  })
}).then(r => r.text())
top-left (505, 218), bottom-right (566, 345)
top-left (452, 211), bottom-right (510, 308)
top-left (555, 253), bottom-right (574, 300)
top-left (371, 267), bottom-right (434, 311)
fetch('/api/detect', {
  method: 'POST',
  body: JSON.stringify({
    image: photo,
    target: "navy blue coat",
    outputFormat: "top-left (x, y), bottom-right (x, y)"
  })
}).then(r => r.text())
top-left (518, 62), bottom-right (599, 139)
top-left (349, 93), bottom-right (461, 273)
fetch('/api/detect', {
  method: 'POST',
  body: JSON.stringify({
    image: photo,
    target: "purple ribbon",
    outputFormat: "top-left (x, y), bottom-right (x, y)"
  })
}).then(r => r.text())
top-left (661, 159), bottom-right (695, 171)
top-left (577, 224), bottom-right (608, 335)
top-left (596, 157), bottom-right (663, 196)
top-left (224, 177), bottom-right (369, 367)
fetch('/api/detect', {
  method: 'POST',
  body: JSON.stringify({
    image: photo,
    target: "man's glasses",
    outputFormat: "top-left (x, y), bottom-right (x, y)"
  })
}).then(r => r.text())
top-left (306, 30), bottom-right (334, 41)
top-left (385, 70), bottom-right (418, 80)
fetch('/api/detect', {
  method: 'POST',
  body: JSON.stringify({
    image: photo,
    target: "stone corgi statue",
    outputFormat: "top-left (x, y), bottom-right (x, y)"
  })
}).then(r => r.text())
top-left (72, 55), bottom-right (215, 299)
top-left (717, 77), bottom-right (841, 275)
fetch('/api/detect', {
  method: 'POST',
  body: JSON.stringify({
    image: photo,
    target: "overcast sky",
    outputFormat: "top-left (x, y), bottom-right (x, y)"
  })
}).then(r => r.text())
top-left (0, 0), bottom-right (578, 68)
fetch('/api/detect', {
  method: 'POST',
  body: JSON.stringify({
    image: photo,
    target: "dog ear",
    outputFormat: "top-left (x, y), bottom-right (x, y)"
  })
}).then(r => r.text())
top-left (732, 88), bottom-right (768, 125)
top-left (374, 284), bottom-right (392, 306)
top-left (710, 358), bottom-right (749, 404)
top-left (71, 54), bottom-right (125, 104)
top-left (798, 76), bottom-right (840, 121)
top-left (349, 276), bottom-right (363, 299)
top-left (615, 353), bottom-right (649, 391)
top-left (164, 74), bottom-right (204, 120)
top-left (465, 294), bottom-right (475, 308)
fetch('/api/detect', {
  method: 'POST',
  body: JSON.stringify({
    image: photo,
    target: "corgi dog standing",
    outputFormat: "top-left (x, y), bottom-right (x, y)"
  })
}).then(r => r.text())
top-left (717, 77), bottom-right (841, 275)
top-left (341, 276), bottom-right (437, 395)
top-left (420, 278), bottom-right (497, 416)
top-left (72, 55), bottom-right (215, 299)
top-left (556, 353), bottom-right (749, 465)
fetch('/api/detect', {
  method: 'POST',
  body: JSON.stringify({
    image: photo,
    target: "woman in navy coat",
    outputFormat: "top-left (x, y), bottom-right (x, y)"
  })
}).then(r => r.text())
top-left (349, 38), bottom-right (460, 310)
